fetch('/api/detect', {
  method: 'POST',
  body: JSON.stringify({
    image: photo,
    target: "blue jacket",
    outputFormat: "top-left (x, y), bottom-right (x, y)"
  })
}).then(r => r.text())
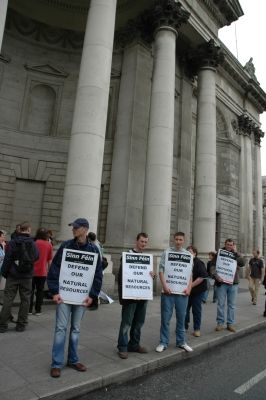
top-left (47, 238), bottom-right (103, 298)
top-left (1, 234), bottom-right (39, 279)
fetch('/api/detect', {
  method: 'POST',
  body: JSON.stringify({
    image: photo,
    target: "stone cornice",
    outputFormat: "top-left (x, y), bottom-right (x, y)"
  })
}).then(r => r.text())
top-left (220, 45), bottom-right (266, 113)
top-left (199, 0), bottom-right (243, 27)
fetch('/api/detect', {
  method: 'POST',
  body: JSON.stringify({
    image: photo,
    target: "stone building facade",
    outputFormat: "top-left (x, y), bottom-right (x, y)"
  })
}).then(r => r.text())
top-left (263, 177), bottom-right (266, 257)
top-left (0, 0), bottom-right (265, 275)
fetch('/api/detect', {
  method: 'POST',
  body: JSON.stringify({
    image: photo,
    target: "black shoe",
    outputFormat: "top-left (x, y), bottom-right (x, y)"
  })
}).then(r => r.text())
top-left (0, 326), bottom-right (8, 333)
top-left (16, 325), bottom-right (25, 332)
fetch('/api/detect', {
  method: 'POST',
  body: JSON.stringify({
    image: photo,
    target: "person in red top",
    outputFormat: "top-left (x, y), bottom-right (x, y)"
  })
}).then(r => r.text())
top-left (29, 228), bottom-right (53, 315)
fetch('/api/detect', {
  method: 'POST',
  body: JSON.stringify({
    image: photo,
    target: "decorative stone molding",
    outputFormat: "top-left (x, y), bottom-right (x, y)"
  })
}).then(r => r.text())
top-left (24, 63), bottom-right (68, 78)
top-left (186, 39), bottom-right (224, 77)
top-left (5, 9), bottom-right (84, 50)
top-left (152, 0), bottom-right (190, 32)
top-left (0, 53), bottom-right (11, 63)
top-left (199, 0), bottom-right (243, 27)
top-left (115, 1), bottom-right (190, 48)
top-left (221, 45), bottom-right (266, 113)
top-left (253, 126), bottom-right (264, 146)
top-left (232, 113), bottom-right (265, 145)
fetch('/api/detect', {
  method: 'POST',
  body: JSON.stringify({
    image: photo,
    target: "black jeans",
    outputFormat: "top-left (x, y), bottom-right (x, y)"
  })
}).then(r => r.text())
top-left (29, 276), bottom-right (46, 313)
top-left (0, 276), bottom-right (32, 328)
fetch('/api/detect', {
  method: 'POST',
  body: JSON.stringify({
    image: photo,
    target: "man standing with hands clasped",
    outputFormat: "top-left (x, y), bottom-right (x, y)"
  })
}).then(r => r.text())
top-left (117, 232), bottom-right (156, 359)
top-left (211, 238), bottom-right (245, 333)
top-left (156, 232), bottom-right (193, 353)
top-left (47, 218), bottom-right (102, 378)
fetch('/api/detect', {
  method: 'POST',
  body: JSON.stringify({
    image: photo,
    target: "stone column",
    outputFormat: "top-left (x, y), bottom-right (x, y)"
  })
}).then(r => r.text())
top-left (105, 42), bottom-right (153, 249)
top-left (192, 40), bottom-right (223, 254)
top-left (58, 0), bottom-right (117, 239)
top-left (0, 0), bottom-right (8, 52)
top-left (254, 128), bottom-right (264, 251)
top-left (238, 114), bottom-right (253, 254)
top-left (176, 78), bottom-right (193, 242)
top-left (143, 1), bottom-right (190, 250)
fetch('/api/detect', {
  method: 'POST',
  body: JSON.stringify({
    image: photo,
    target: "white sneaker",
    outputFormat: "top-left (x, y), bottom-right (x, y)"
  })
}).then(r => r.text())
top-left (155, 344), bottom-right (166, 353)
top-left (178, 343), bottom-right (193, 352)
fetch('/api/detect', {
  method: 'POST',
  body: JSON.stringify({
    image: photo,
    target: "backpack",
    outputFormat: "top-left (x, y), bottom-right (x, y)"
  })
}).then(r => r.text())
top-left (13, 241), bottom-right (36, 273)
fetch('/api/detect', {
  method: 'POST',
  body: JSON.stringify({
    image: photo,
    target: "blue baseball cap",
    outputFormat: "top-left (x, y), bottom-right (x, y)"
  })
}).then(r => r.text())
top-left (68, 218), bottom-right (89, 229)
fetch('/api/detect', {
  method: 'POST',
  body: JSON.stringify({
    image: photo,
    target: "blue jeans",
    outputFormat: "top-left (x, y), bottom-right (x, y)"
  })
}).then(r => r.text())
top-left (185, 292), bottom-right (205, 331)
top-left (216, 283), bottom-right (238, 326)
top-left (51, 303), bottom-right (85, 368)
top-left (117, 301), bottom-right (148, 352)
top-left (159, 294), bottom-right (188, 347)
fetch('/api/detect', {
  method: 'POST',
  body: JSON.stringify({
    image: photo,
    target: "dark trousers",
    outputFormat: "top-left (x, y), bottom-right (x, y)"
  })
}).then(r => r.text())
top-left (117, 301), bottom-right (148, 352)
top-left (29, 276), bottom-right (46, 313)
top-left (185, 292), bottom-right (205, 331)
top-left (0, 276), bottom-right (32, 328)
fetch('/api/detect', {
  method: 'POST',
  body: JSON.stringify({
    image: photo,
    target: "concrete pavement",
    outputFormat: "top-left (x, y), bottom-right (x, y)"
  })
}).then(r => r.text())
top-left (0, 279), bottom-right (266, 400)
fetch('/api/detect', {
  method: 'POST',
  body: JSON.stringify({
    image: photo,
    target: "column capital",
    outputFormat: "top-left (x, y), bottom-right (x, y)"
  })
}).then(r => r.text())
top-left (115, 1), bottom-right (190, 49)
top-left (232, 113), bottom-right (265, 145)
top-left (186, 39), bottom-right (224, 77)
top-left (152, 0), bottom-right (190, 33)
top-left (254, 126), bottom-right (264, 146)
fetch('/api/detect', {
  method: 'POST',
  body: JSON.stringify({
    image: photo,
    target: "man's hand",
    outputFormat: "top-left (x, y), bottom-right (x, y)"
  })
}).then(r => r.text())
top-left (163, 285), bottom-right (171, 295)
top-left (149, 271), bottom-right (157, 279)
top-left (83, 296), bottom-right (93, 307)
top-left (183, 287), bottom-right (191, 296)
top-left (53, 294), bottom-right (63, 304)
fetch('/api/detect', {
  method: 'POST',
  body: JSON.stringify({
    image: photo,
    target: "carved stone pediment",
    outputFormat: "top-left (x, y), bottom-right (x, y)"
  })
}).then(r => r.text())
top-left (24, 63), bottom-right (68, 78)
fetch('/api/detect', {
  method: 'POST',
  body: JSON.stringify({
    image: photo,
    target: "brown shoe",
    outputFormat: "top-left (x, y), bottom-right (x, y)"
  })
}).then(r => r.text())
top-left (227, 325), bottom-right (236, 333)
top-left (215, 325), bottom-right (224, 332)
top-left (128, 346), bottom-right (148, 354)
top-left (50, 368), bottom-right (61, 378)
top-left (136, 346), bottom-right (148, 353)
top-left (67, 362), bottom-right (87, 372)
top-left (118, 351), bottom-right (128, 359)
top-left (192, 331), bottom-right (201, 337)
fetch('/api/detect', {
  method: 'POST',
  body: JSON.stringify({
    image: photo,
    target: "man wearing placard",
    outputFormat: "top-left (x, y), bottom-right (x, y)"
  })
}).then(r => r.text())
top-left (155, 232), bottom-right (193, 353)
top-left (211, 238), bottom-right (245, 333)
top-left (117, 232), bottom-right (155, 359)
top-left (47, 218), bottom-right (102, 378)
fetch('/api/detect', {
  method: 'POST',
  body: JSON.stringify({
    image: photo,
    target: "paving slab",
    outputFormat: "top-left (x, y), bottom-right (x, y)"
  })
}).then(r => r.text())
top-left (0, 279), bottom-right (266, 400)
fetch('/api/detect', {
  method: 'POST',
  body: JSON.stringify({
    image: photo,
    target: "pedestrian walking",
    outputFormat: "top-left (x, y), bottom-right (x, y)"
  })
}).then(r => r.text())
top-left (246, 249), bottom-right (265, 305)
top-left (0, 222), bottom-right (39, 332)
top-left (29, 228), bottom-right (53, 315)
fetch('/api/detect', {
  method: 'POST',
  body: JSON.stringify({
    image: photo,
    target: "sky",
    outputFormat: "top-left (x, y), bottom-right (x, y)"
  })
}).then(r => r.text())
top-left (218, 0), bottom-right (266, 176)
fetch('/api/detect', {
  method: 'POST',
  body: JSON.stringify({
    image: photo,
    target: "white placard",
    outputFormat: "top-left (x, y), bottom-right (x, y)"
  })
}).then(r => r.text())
top-left (164, 251), bottom-right (193, 294)
top-left (59, 249), bottom-right (98, 305)
top-left (216, 249), bottom-right (237, 284)
top-left (122, 252), bottom-right (153, 300)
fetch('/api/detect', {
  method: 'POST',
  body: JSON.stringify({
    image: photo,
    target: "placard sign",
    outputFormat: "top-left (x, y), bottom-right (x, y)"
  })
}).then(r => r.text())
top-left (122, 252), bottom-right (153, 300)
top-left (216, 249), bottom-right (237, 284)
top-left (59, 249), bottom-right (98, 305)
top-left (164, 251), bottom-right (193, 294)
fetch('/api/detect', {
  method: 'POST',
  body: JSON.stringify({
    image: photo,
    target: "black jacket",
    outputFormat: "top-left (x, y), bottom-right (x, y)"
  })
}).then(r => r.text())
top-left (1, 234), bottom-right (39, 279)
